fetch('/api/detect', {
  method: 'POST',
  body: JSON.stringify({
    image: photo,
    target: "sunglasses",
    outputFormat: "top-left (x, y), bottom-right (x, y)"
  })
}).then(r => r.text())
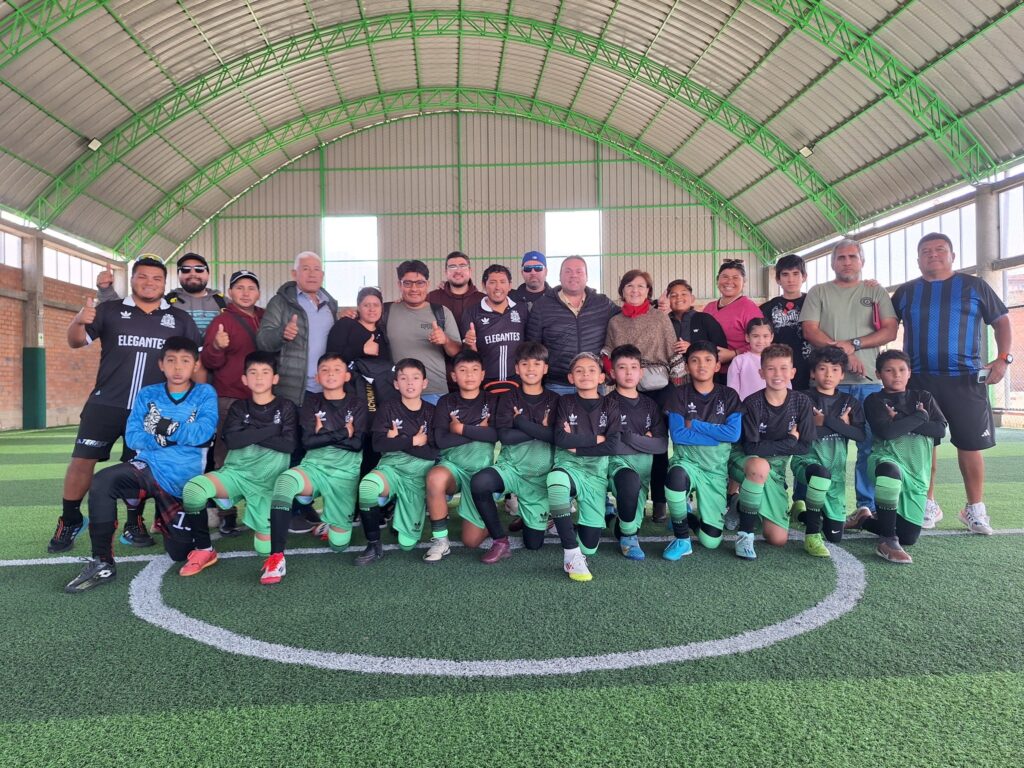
top-left (522, 265), bottom-right (545, 273)
top-left (178, 266), bottom-right (208, 274)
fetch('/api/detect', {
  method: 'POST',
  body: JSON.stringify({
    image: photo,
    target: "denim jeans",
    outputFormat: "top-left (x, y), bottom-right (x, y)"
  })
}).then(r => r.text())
top-left (837, 382), bottom-right (882, 511)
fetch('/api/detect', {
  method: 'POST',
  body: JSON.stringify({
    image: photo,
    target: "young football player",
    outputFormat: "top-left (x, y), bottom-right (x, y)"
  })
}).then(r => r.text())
top-left (845, 350), bottom-right (946, 564)
top-left (728, 344), bottom-right (816, 560)
top-left (264, 353), bottom-right (367, 584)
top-left (546, 352), bottom-right (621, 582)
top-left (760, 254), bottom-right (810, 390)
top-left (470, 342), bottom-right (559, 563)
top-left (727, 317), bottom-right (780, 400)
top-left (423, 350), bottom-right (500, 562)
top-left (605, 344), bottom-right (668, 561)
top-left (180, 351), bottom-right (297, 570)
top-left (64, 336), bottom-right (218, 592)
top-left (662, 341), bottom-right (742, 558)
top-left (354, 358), bottom-right (438, 566)
top-left (788, 345), bottom-right (865, 556)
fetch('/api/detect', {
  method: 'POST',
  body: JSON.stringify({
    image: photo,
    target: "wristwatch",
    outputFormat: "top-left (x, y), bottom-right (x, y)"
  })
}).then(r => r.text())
top-left (851, 337), bottom-right (862, 351)
top-left (999, 352), bottom-right (1014, 364)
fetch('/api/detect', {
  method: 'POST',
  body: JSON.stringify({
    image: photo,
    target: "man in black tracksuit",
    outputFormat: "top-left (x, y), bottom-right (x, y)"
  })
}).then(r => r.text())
top-left (524, 256), bottom-right (619, 395)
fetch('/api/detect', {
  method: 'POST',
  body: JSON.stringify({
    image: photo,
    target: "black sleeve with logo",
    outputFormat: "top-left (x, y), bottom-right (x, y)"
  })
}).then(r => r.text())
top-left (553, 394), bottom-right (621, 456)
top-left (222, 396), bottom-right (298, 454)
top-left (300, 393), bottom-right (367, 452)
top-left (371, 399), bottom-right (439, 460)
top-left (741, 390), bottom-right (816, 457)
top-left (610, 391), bottom-right (668, 455)
top-left (497, 388), bottom-right (558, 444)
top-left (433, 392), bottom-right (499, 448)
top-left (807, 390), bottom-right (866, 443)
top-left (865, 389), bottom-right (946, 442)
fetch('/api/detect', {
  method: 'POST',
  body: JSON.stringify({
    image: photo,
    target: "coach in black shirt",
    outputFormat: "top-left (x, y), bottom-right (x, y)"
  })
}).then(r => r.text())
top-left (47, 256), bottom-right (202, 554)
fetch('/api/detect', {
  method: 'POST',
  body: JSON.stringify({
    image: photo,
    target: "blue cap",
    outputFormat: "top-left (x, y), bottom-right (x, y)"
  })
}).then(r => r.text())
top-left (522, 251), bottom-right (546, 267)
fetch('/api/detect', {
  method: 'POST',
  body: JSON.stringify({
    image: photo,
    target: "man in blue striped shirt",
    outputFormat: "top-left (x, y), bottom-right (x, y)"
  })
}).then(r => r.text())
top-left (891, 233), bottom-right (1013, 535)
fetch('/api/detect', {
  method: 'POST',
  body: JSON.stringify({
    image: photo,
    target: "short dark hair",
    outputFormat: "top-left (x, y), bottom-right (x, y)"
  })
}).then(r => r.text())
top-left (774, 253), bottom-right (806, 278)
top-left (685, 340), bottom-right (719, 360)
top-left (132, 255), bottom-right (167, 276)
top-left (445, 251), bottom-right (469, 265)
top-left (451, 349), bottom-right (483, 368)
top-left (317, 352), bottom-right (347, 368)
top-left (356, 287), bottom-right (383, 305)
top-left (666, 279), bottom-right (693, 295)
top-left (760, 343), bottom-right (793, 364)
top-left (394, 357), bottom-right (426, 377)
top-left (917, 232), bottom-right (953, 252)
top-left (717, 259), bottom-right (746, 277)
top-left (617, 270), bottom-right (654, 301)
top-left (515, 341), bottom-right (548, 364)
top-left (876, 349), bottom-right (911, 373)
top-left (808, 345), bottom-right (848, 373)
top-left (244, 350), bottom-right (278, 374)
top-left (745, 317), bottom-right (773, 334)
top-left (610, 344), bottom-right (642, 365)
top-left (160, 335), bottom-right (199, 360)
top-left (397, 260), bottom-right (429, 280)
top-left (482, 264), bottom-right (512, 284)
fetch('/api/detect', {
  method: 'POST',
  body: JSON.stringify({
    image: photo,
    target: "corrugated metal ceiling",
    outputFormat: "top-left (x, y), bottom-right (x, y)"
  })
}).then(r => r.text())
top-left (0, 0), bottom-right (1020, 260)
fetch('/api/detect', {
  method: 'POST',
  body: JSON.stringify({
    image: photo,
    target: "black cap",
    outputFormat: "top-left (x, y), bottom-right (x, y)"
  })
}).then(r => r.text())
top-left (131, 255), bottom-right (167, 276)
top-left (177, 252), bottom-right (209, 269)
top-left (229, 269), bottom-right (260, 288)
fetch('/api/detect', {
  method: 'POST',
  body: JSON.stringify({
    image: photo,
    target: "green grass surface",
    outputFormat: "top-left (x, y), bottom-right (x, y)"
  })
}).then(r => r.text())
top-left (1, 427), bottom-right (1023, 767)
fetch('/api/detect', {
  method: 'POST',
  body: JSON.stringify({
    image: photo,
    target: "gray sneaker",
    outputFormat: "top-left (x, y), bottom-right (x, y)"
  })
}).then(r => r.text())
top-left (922, 498), bottom-right (943, 529)
top-left (423, 536), bottom-right (451, 563)
top-left (958, 504), bottom-right (993, 535)
top-left (724, 494), bottom-right (740, 531)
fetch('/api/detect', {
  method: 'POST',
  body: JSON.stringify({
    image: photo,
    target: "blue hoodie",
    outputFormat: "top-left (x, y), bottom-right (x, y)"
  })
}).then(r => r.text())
top-left (126, 381), bottom-right (219, 497)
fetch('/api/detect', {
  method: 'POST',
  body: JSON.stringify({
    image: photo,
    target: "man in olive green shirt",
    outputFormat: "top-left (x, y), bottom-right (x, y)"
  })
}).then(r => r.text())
top-left (801, 238), bottom-right (898, 514)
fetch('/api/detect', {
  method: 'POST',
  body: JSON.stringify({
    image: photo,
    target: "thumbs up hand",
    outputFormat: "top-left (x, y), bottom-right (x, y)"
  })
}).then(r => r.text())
top-left (428, 320), bottom-right (446, 346)
top-left (214, 323), bottom-right (230, 350)
top-left (464, 322), bottom-right (477, 350)
top-left (283, 313), bottom-right (299, 341)
top-left (78, 297), bottom-right (97, 326)
top-left (96, 269), bottom-right (113, 290)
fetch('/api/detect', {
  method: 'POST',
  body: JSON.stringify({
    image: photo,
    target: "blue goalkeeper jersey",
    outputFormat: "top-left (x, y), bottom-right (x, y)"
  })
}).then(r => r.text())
top-left (125, 381), bottom-right (219, 497)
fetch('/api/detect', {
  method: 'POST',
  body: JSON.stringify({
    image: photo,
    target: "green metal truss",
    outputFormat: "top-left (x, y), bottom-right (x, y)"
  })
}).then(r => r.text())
top-left (750, 0), bottom-right (996, 182)
top-left (114, 87), bottom-right (778, 263)
top-left (0, 0), bottom-right (101, 71)
top-left (28, 9), bottom-right (858, 236)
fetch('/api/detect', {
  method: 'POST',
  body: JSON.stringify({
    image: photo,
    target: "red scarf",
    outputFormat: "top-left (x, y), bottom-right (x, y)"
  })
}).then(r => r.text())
top-left (622, 299), bottom-right (650, 318)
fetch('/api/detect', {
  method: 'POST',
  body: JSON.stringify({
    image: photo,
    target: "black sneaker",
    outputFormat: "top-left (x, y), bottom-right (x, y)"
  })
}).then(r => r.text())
top-left (119, 523), bottom-right (155, 547)
top-left (218, 519), bottom-right (241, 537)
top-left (48, 516), bottom-right (88, 554)
top-left (354, 540), bottom-right (384, 566)
top-left (288, 515), bottom-right (316, 534)
top-left (64, 558), bottom-right (116, 593)
top-left (651, 502), bottom-right (668, 524)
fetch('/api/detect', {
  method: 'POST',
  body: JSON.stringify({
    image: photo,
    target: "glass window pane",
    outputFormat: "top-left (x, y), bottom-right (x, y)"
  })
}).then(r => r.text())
top-left (68, 255), bottom-right (81, 287)
top-left (322, 216), bottom-right (378, 306)
top-left (546, 210), bottom-right (602, 290)
top-left (6, 233), bottom-right (20, 268)
top-left (890, 230), bottom-right (906, 286)
top-left (999, 187), bottom-right (1023, 259)
top-left (57, 250), bottom-right (70, 283)
top-left (43, 247), bottom-right (56, 278)
top-left (959, 205), bottom-right (976, 268)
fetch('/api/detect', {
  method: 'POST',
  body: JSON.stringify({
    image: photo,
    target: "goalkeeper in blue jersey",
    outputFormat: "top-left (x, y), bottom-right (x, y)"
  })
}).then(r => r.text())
top-left (65, 336), bottom-right (218, 593)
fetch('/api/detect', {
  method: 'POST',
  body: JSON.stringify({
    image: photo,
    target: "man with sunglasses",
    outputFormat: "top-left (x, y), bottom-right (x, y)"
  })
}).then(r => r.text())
top-left (509, 251), bottom-right (556, 310)
top-left (98, 252), bottom-right (227, 335)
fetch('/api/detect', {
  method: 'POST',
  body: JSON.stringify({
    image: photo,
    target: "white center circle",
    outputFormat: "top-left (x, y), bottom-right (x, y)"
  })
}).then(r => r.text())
top-left (129, 539), bottom-right (867, 677)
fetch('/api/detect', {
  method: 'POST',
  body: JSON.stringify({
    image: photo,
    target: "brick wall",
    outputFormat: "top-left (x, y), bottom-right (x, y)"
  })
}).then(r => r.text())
top-left (0, 265), bottom-right (99, 430)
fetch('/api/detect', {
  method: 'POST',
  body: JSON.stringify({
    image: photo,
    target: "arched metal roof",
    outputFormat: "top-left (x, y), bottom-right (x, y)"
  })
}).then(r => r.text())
top-left (0, 0), bottom-right (1021, 260)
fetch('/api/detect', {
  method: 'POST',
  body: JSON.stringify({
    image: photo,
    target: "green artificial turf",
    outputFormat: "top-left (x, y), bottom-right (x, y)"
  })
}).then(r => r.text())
top-left (1, 427), bottom-right (1023, 767)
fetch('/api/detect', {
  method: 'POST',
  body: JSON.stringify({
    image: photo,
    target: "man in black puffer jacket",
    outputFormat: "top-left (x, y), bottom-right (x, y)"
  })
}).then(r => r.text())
top-left (525, 256), bottom-right (620, 394)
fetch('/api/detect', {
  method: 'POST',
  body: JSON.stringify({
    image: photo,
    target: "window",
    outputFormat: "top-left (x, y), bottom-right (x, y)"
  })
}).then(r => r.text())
top-left (545, 210), bottom-right (601, 290)
top-left (1, 232), bottom-right (20, 267)
top-left (42, 244), bottom-right (106, 288)
top-left (322, 216), bottom-right (379, 305)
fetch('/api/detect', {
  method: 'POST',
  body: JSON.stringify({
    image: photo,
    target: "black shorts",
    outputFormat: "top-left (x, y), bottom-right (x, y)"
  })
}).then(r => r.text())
top-left (910, 372), bottom-right (995, 451)
top-left (72, 403), bottom-right (133, 461)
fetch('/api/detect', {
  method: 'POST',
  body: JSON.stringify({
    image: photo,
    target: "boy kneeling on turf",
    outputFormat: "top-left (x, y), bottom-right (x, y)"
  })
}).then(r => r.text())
top-left (424, 350), bottom-right (500, 563)
top-left (264, 353), bottom-right (367, 584)
top-left (662, 341), bottom-right (742, 558)
top-left (470, 342), bottom-right (560, 563)
top-left (788, 345), bottom-right (866, 556)
top-left (65, 337), bottom-right (218, 592)
top-left (354, 358), bottom-right (438, 566)
top-left (180, 351), bottom-right (297, 571)
top-left (606, 344), bottom-right (668, 561)
top-left (845, 350), bottom-right (946, 564)
top-left (547, 352), bottom-right (621, 582)
top-left (728, 343), bottom-right (816, 560)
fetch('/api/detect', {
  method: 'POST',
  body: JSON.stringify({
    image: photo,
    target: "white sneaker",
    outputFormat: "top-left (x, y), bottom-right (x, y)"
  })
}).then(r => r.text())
top-left (922, 498), bottom-right (943, 529)
top-left (423, 536), bottom-right (451, 562)
top-left (724, 494), bottom-right (740, 531)
top-left (564, 551), bottom-right (592, 582)
top-left (958, 504), bottom-right (993, 535)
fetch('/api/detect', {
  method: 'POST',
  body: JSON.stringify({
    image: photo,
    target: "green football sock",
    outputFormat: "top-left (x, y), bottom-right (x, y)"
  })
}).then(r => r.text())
top-left (182, 476), bottom-right (217, 515)
top-left (805, 473), bottom-right (831, 514)
top-left (358, 473), bottom-right (387, 511)
top-left (546, 472), bottom-right (573, 518)
top-left (874, 474), bottom-right (902, 510)
top-left (271, 469), bottom-right (305, 512)
top-left (665, 486), bottom-right (689, 522)
top-left (253, 533), bottom-right (271, 555)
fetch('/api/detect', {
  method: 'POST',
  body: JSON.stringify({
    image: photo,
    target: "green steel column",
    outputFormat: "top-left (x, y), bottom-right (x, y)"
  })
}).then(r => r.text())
top-left (21, 234), bottom-right (46, 429)
top-left (456, 113), bottom-right (464, 250)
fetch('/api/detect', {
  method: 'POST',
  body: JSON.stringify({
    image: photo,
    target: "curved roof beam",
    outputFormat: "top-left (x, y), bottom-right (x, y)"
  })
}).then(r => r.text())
top-left (28, 9), bottom-right (858, 234)
top-left (0, 0), bottom-right (98, 71)
top-left (115, 87), bottom-right (778, 263)
top-left (749, 0), bottom-right (995, 182)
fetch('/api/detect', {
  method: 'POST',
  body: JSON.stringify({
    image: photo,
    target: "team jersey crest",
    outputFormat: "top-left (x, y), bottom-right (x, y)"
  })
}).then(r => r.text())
top-left (160, 314), bottom-right (176, 329)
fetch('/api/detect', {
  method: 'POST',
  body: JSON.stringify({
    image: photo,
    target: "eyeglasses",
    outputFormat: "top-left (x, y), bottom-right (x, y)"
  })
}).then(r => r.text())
top-left (178, 266), bottom-right (208, 274)
top-left (401, 279), bottom-right (428, 288)
top-left (522, 265), bottom-right (545, 273)
top-left (446, 263), bottom-right (469, 271)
